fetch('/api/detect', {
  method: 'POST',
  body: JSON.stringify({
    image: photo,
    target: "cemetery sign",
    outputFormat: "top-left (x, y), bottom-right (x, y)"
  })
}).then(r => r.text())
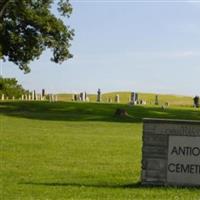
top-left (141, 118), bottom-right (200, 186)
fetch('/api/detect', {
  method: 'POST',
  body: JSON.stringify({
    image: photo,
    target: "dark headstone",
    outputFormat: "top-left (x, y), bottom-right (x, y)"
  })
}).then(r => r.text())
top-left (155, 95), bottom-right (159, 105)
top-left (194, 96), bottom-right (199, 108)
top-left (42, 89), bottom-right (45, 97)
top-left (97, 88), bottom-right (101, 102)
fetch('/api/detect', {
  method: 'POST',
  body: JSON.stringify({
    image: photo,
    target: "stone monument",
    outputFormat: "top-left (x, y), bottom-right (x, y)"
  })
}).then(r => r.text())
top-left (130, 92), bottom-right (138, 104)
top-left (1, 94), bottom-right (4, 101)
top-left (141, 118), bottom-right (200, 186)
top-left (32, 91), bottom-right (34, 100)
top-left (194, 96), bottom-right (199, 108)
top-left (34, 90), bottom-right (36, 100)
top-left (155, 95), bottom-right (159, 105)
top-left (115, 94), bottom-right (120, 103)
top-left (42, 89), bottom-right (45, 97)
top-left (97, 89), bottom-right (101, 102)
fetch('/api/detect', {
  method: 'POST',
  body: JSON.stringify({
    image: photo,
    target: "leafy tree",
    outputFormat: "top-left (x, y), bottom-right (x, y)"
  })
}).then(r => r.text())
top-left (0, 0), bottom-right (74, 73)
top-left (0, 76), bottom-right (29, 98)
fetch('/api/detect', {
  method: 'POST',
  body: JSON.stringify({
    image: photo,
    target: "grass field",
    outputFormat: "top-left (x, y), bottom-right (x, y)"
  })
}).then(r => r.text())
top-left (57, 92), bottom-right (193, 107)
top-left (1, 101), bottom-right (200, 200)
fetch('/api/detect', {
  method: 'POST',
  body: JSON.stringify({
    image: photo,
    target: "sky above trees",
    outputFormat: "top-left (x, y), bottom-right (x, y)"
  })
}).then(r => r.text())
top-left (2, 0), bottom-right (200, 95)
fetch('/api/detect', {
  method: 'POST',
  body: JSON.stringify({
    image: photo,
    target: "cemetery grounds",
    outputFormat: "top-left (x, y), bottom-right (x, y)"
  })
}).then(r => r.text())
top-left (1, 100), bottom-right (200, 200)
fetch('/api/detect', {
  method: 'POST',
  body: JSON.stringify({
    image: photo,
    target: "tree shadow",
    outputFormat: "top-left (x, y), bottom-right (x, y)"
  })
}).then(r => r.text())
top-left (0, 101), bottom-right (199, 123)
top-left (19, 181), bottom-right (200, 190)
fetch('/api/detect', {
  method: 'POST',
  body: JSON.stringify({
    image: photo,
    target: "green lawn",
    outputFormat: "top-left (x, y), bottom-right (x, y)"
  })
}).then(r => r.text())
top-left (1, 101), bottom-right (200, 200)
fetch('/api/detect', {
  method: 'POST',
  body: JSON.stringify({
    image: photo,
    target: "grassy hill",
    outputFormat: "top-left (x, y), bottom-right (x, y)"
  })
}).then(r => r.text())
top-left (1, 101), bottom-right (200, 200)
top-left (57, 92), bottom-right (193, 106)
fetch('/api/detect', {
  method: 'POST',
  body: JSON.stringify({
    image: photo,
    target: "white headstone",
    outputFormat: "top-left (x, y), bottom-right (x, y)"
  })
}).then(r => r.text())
top-left (32, 91), bottom-right (34, 100)
top-left (1, 94), bottom-right (4, 101)
top-left (72, 94), bottom-right (75, 101)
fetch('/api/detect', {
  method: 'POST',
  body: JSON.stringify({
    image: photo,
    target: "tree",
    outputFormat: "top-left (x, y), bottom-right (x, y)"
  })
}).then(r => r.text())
top-left (0, 77), bottom-right (29, 98)
top-left (0, 0), bottom-right (74, 73)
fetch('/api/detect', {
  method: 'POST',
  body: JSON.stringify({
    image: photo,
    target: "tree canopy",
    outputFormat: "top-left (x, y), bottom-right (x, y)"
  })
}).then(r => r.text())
top-left (0, 77), bottom-right (29, 98)
top-left (0, 0), bottom-right (74, 73)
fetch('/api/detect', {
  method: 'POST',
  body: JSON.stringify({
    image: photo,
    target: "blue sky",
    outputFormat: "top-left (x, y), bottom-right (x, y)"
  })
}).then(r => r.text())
top-left (2, 0), bottom-right (200, 95)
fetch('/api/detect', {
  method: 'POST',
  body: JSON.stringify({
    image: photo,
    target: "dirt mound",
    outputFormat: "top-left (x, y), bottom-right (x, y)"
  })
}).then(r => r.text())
top-left (114, 108), bottom-right (129, 117)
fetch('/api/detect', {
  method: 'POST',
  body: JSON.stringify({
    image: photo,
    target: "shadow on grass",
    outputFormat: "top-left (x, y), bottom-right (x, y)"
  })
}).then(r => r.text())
top-left (0, 101), bottom-right (199, 123)
top-left (20, 181), bottom-right (200, 190)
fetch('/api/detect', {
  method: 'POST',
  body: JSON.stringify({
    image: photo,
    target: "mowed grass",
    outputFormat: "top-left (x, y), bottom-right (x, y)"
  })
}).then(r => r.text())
top-left (1, 101), bottom-right (200, 200)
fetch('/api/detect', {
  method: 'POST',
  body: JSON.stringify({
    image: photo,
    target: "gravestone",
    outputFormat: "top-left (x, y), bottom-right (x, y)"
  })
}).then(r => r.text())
top-left (84, 92), bottom-right (87, 101)
top-left (72, 94), bottom-right (75, 101)
top-left (1, 94), bottom-right (4, 101)
top-left (142, 118), bottom-right (200, 186)
top-left (135, 93), bottom-right (139, 103)
top-left (115, 94), bottom-right (120, 103)
top-left (194, 96), bottom-right (199, 108)
top-left (32, 91), bottom-right (34, 100)
top-left (42, 89), bottom-right (45, 97)
top-left (97, 89), bottom-right (101, 102)
top-left (34, 90), bottom-right (36, 100)
top-left (80, 92), bottom-right (84, 102)
top-left (74, 94), bottom-right (77, 101)
top-left (140, 100), bottom-right (146, 105)
top-left (130, 92), bottom-right (138, 104)
top-left (155, 95), bottom-right (159, 105)
top-left (130, 92), bottom-right (135, 104)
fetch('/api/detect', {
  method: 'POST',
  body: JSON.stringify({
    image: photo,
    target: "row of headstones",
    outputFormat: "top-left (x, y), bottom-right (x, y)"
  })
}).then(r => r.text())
top-left (0, 94), bottom-right (14, 100)
top-left (0, 94), bottom-right (24, 101)
top-left (48, 94), bottom-right (58, 102)
top-left (21, 93), bottom-right (45, 101)
top-left (71, 90), bottom-right (147, 104)
top-left (71, 90), bottom-right (121, 103)
top-left (0, 88), bottom-right (58, 102)
top-left (72, 92), bottom-right (90, 102)
top-left (0, 93), bottom-right (58, 101)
